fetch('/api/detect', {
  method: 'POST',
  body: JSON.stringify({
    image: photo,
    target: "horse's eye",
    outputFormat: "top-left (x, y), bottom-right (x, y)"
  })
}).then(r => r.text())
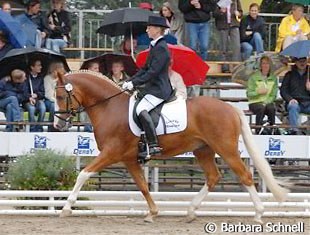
top-left (56, 96), bottom-right (65, 101)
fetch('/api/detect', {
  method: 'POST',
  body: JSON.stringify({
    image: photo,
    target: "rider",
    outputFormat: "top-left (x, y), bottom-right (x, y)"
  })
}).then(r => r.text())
top-left (122, 15), bottom-right (173, 159)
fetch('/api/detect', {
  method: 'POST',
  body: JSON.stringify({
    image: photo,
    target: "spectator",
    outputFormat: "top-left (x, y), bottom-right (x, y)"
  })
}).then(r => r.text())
top-left (240, 3), bottom-right (265, 61)
top-left (24, 58), bottom-right (46, 132)
top-left (169, 59), bottom-right (187, 99)
top-left (280, 57), bottom-right (310, 135)
top-left (0, 31), bottom-right (13, 59)
top-left (0, 69), bottom-right (27, 132)
top-left (213, 0), bottom-right (242, 72)
top-left (79, 61), bottom-right (102, 132)
top-left (15, 0), bottom-right (49, 48)
top-left (107, 60), bottom-right (129, 86)
top-left (44, 61), bottom-right (65, 131)
top-left (116, 36), bottom-right (137, 57)
top-left (1, 2), bottom-right (11, 14)
top-left (160, 2), bottom-right (184, 44)
top-left (178, 0), bottom-right (213, 61)
top-left (246, 56), bottom-right (278, 134)
top-left (46, 0), bottom-right (71, 52)
top-left (275, 4), bottom-right (310, 52)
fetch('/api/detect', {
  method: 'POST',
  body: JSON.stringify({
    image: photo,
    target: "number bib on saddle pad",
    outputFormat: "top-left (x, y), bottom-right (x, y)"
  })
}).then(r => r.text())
top-left (128, 95), bottom-right (187, 137)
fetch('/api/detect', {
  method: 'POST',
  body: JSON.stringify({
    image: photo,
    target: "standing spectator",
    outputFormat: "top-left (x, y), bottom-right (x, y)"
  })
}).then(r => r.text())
top-left (240, 3), bottom-right (265, 61)
top-left (178, 0), bottom-right (213, 61)
top-left (246, 56), bottom-right (278, 134)
top-left (0, 69), bottom-right (27, 132)
top-left (116, 36), bottom-right (138, 57)
top-left (213, 0), bottom-right (242, 72)
top-left (107, 60), bottom-right (129, 86)
top-left (15, 0), bottom-right (49, 48)
top-left (44, 61), bottom-right (65, 131)
top-left (160, 2), bottom-right (184, 44)
top-left (24, 58), bottom-right (46, 132)
top-left (275, 4), bottom-right (310, 52)
top-left (280, 57), bottom-right (310, 135)
top-left (1, 2), bottom-right (11, 14)
top-left (0, 31), bottom-right (13, 59)
top-left (46, 0), bottom-right (71, 52)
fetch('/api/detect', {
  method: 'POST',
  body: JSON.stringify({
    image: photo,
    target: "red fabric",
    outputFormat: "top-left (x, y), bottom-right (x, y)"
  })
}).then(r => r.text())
top-left (136, 44), bottom-right (209, 86)
top-left (138, 2), bottom-right (153, 10)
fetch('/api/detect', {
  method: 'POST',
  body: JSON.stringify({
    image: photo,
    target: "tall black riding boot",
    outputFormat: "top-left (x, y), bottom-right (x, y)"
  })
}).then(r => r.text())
top-left (138, 110), bottom-right (162, 158)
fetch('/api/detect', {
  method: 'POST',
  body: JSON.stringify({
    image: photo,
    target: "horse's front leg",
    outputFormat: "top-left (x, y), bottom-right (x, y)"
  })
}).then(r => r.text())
top-left (125, 161), bottom-right (158, 223)
top-left (60, 150), bottom-right (116, 217)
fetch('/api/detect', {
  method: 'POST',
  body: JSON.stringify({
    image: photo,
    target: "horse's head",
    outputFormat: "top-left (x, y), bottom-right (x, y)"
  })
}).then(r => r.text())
top-left (54, 71), bottom-right (82, 131)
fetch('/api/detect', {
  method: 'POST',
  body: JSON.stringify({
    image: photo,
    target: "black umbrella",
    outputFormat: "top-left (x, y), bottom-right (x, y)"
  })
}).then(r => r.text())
top-left (0, 47), bottom-right (70, 78)
top-left (96, 7), bottom-right (157, 37)
top-left (80, 53), bottom-right (138, 76)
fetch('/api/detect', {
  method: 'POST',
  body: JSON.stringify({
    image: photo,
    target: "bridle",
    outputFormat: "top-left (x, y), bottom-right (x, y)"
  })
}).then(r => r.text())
top-left (54, 82), bottom-right (127, 123)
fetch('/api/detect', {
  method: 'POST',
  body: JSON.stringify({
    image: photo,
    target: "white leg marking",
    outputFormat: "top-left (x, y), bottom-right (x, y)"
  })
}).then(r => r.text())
top-left (244, 185), bottom-right (264, 224)
top-left (187, 184), bottom-right (209, 222)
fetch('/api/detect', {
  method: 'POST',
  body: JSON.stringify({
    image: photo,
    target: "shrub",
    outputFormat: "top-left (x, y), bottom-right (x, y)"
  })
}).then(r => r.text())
top-left (7, 149), bottom-right (77, 190)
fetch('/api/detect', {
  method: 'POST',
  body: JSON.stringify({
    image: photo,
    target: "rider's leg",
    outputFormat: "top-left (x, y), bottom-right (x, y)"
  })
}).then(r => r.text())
top-left (136, 94), bottom-right (164, 157)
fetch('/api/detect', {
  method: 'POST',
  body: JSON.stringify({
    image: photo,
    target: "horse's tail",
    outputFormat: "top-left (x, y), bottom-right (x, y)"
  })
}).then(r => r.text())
top-left (234, 107), bottom-right (289, 202)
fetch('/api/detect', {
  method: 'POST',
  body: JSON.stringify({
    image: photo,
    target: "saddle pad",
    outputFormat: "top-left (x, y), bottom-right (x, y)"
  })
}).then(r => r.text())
top-left (129, 95), bottom-right (187, 137)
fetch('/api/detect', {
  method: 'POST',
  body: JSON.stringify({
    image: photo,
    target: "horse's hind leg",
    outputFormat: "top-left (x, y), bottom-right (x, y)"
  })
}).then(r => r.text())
top-left (218, 148), bottom-right (264, 223)
top-left (60, 151), bottom-right (116, 217)
top-left (125, 161), bottom-right (158, 223)
top-left (187, 146), bottom-right (221, 222)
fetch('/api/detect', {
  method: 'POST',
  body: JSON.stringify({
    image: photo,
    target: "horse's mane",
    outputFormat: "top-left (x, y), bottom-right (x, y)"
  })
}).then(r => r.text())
top-left (67, 70), bottom-right (126, 93)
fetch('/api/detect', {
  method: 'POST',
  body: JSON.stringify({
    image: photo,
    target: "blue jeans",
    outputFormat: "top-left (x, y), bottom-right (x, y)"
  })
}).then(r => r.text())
top-left (25, 100), bottom-right (46, 132)
top-left (46, 38), bottom-right (67, 53)
top-left (287, 102), bottom-right (310, 131)
top-left (45, 99), bottom-right (57, 132)
top-left (187, 22), bottom-right (210, 60)
top-left (0, 96), bottom-right (21, 131)
top-left (241, 32), bottom-right (264, 60)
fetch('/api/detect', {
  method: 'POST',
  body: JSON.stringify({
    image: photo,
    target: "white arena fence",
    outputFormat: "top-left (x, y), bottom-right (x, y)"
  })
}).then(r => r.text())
top-left (0, 191), bottom-right (309, 217)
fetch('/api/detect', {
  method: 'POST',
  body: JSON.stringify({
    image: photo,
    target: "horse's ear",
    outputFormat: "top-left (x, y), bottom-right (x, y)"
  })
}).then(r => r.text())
top-left (56, 69), bottom-right (66, 85)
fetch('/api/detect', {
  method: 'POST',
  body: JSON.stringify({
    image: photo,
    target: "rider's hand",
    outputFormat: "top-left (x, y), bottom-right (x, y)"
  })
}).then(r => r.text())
top-left (122, 81), bottom-right (134, 91)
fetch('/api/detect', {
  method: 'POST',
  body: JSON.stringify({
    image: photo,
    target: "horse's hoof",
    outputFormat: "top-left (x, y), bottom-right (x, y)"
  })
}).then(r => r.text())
top-left (185, 214), bottom-right (196, 223)
top-left (143, 214), bottom-right (155, 223)
top-left (60, 209), bottom-right (72, 218)
top-left (254, 216), bottom-right (263, 224)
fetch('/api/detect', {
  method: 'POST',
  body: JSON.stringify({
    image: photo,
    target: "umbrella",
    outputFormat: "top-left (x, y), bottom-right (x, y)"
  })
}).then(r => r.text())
top-left (0, 10), bottom-right (27, 48)
top-left (231, 53), bottom-right (289, 86)
top-left (96, 7), bottom-right (157, 58)
top-left (14, 13), bottom-right (38, 47)
top-left (280, 40), bottom-right (310, 58)
top-left (80, 53), bottom-right (138, 76)
top-left (136, 44), bottom-right (209, 86)
top-left (0, 47), bottom-right (70, 78)
top-left (285, 0), bottom-right (310, 5)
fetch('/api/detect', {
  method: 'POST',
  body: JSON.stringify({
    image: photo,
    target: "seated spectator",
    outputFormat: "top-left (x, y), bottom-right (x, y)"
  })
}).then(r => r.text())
top-left (280, 57), bottom-right (310, 135)
top-left (246, 56), bottom-right (278, 134)
top-left (0, 69), bottom-right (27, 132)
top-left (46, 0), bottom-right (71, 52)
top-left (275, 4), bottom-right (310, 52)
top-left (116, 36), bottom-right (137, 57)
top-left (0, 31), bottom-right (13, 59)
top-left (80, 61), bottom-right (102, 132)
top-left (1, 2), bottom-right (11, 14)
top-left (107, 60), bottom-right (129, 86)
top-left (240, 3), bottom-right (265, 60)
top-left (24, 58), bottom-right (46, 132)
top-left (168, 60), bottom-right (187, 99)
top-left (44, 61), bottom-right (65, 132)
top-left (160, 2), bottom-right (184, 44)
top-left (15, 0), bottom-right (49, 48)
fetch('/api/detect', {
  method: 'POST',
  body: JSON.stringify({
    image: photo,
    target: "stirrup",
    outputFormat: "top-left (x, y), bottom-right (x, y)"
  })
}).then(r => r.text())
top-left (138, 151), bottom-right (151, 164)
top-left (149, 146), bottom-right (162, 156)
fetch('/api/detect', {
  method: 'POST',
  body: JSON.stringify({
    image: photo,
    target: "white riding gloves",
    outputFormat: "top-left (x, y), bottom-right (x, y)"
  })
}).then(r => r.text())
top-left (122, 81), bottom-right (134, 91)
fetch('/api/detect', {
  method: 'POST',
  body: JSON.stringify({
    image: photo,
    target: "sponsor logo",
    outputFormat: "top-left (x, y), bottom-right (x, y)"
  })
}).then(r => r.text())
top-left (73, 135), bottom-right (95, 155)
top-left (265, 137), bottom-right (285, 156)
top-left (30, 135), bottom-right (49, 153)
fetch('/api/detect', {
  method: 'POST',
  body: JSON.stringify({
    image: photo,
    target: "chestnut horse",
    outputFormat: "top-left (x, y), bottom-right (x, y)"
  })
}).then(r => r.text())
top-left (54, 71), bottom-right (288, 223)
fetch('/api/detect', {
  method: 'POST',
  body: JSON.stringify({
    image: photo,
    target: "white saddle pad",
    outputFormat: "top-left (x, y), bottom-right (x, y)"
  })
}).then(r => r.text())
top-left (128, 95), bottom-right (187, 137)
